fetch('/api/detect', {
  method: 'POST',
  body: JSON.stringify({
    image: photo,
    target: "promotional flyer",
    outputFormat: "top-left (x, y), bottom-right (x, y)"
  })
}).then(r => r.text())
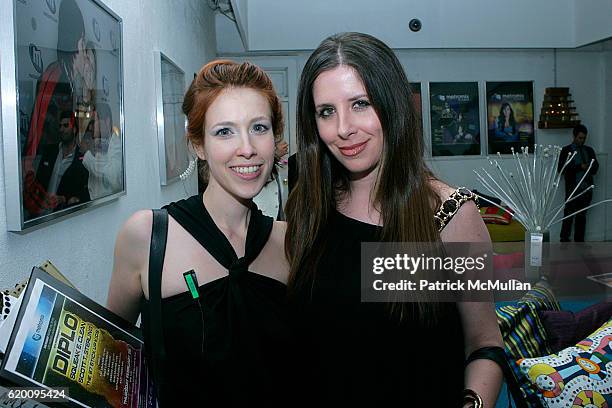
top-left (0, 269), bottom-right (154, 408)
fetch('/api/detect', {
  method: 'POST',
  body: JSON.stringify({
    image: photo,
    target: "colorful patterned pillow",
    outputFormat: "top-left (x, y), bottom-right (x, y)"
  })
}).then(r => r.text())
top-left (480, 206), bottom-right (513, 224)
top-left (496, 282), bottom-right (562, 406)
top-left (497, 282), bottom-right (560, 360)
top-left (515, 318), bottom-right (612, 407)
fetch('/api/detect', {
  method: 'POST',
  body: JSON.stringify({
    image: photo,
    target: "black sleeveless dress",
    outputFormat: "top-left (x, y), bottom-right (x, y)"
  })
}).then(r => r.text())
top-left (292, 209), bottom-right (466, 407)
top-left (140, 195), bottom-right (298, 406)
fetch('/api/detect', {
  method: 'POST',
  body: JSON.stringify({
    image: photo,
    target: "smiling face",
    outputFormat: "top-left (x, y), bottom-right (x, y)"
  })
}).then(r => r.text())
top-left (196, 87), bottom-right (275, 201)
top-left (312, 65), bottom-right (384, 180)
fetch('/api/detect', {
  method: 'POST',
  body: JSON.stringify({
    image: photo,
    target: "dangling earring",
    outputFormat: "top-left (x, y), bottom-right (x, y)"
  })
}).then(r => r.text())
top-left (179, 158), bottom-right (197, 181)
top-left (178, 141), bottom-right (200, 195)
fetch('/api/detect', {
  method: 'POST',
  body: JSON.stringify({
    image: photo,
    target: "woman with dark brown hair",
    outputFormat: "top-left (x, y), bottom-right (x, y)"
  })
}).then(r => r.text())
top-left (107, 60), bottom-right (297, 406)
top-left (286, 32), bottom-right (504, 407)
top-left (495, 102), bottom-right (519, 141)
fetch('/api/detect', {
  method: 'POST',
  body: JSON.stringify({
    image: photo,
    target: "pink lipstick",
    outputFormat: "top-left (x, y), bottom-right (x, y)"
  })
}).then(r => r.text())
top-left (339, 140), bottom-right (368, 157)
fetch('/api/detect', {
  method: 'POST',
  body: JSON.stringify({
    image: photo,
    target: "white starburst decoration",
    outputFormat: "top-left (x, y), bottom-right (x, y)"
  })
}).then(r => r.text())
top-left (473, 145), bottom-right (610, 233)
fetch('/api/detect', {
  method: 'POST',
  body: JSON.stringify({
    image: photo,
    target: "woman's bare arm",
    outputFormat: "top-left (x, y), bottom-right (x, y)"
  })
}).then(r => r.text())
top-left (437, 184), bottom-right (504, 408)
top-left (107, 210), bottom-right (151, 325)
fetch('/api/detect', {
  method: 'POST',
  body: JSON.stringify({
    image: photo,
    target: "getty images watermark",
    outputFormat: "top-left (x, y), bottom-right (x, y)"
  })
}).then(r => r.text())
top-left (361, 242), bottom-right (531, 302)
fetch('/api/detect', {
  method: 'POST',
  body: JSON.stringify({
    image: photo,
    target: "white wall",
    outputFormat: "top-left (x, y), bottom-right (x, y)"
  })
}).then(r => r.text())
top-left (216, 13), bottom-right (246, 54)
top-left (604, 47), bottom-right (612, 155)
top-left (219, 0), bottom-right (576, 52)
top-left (229, 0), bottom-right (248, 49)
top-left (217, 0), bottom-right (612, 54)
top-left (0, 0), bottom-right (216, 302)
top-left (575, 0), bottom-right (612, 47)
top-left (396, 48), bottom-right (608, 241)
top-left (604, 48), bottom-right (612, 242)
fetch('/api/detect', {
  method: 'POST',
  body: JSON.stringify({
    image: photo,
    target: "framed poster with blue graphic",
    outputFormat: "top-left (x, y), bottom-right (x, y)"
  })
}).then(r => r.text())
top-left (0, 268), bottom-right (155, 407)
top-left (429, 82), bottom-right (481, 157)
top-left (486, 81), bottom-right (535, 154)
top-left (1, 0), bottom-right (125, 231)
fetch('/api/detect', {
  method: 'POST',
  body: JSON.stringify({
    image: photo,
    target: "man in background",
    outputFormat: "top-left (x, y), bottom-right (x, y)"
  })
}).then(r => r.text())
top-left (30, 111), bottom-right (90, 215)
top-left (558, 124), bottom-right (599, 242)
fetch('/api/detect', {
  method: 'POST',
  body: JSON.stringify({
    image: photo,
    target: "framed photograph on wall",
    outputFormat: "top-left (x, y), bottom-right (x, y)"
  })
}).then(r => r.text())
top-left (154, 51), bottom-right (190, 185)
top-left (486, 81), bottom-right (535, 154)
top-left (429, 82), bottom-right (481, 157)
top-left (1, 0), bottom-right (125, 231)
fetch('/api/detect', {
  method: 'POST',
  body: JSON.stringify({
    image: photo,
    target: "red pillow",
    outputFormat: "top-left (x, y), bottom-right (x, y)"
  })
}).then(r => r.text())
top-left (480, 206), bottom-right (513, 225)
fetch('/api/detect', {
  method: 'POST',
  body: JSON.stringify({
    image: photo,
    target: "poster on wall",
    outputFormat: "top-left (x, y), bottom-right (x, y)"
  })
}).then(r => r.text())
top-left (486, 81), bottom-right (534, 154)
top-left (154, 52), bottom-right (189, 185)
top-left (1, 0), bottom-right (125, 231)
top-left (0, 268), bottom-right (155, 407)
top-left (429, 82), bottom-right (480, 157)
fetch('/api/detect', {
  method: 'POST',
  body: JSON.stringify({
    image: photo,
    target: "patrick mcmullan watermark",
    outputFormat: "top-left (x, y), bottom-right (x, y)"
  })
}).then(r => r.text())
top-left (361, 242), bottom-right (531, 302)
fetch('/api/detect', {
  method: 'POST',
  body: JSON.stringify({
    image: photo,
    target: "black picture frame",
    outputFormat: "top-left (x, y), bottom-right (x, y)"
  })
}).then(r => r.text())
top-left (429, 82), bottom-right (481, 157)
top-left (486, 81), bottom-right (535, 154)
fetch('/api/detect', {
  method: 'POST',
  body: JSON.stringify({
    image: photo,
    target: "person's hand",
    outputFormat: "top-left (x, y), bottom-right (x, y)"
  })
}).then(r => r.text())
top-left (276, 140), bottom-right (289, 158)
top-left (72, 37), bottom-right (87, 79)
top-left (67, 196), bottom-right (80, 205)
top-left (51, 194), bottom-right (67, 208)
top-left (92, 111), bottom-right (105, 153)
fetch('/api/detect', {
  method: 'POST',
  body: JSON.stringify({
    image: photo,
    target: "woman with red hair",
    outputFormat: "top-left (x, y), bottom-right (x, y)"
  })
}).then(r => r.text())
top-left (107, 60), bottom-right (297, 406)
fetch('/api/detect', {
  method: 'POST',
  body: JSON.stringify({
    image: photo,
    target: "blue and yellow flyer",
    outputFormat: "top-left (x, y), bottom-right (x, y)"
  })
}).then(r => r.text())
top-left (1, 270), bottom-right (154, 408)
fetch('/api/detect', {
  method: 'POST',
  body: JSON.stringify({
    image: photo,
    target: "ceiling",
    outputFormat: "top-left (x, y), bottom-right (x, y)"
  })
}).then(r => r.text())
top-left (215, 0), bottom-right (612, 53)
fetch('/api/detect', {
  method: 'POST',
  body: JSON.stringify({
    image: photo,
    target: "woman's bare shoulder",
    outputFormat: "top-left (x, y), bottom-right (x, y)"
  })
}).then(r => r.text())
top-left (428, 178), bottom-right (456, 202)
top-left (114, 210), bottom-right (153, 269)
top-left (426, 178), bottom-right (489, 242)
top-left (118, 210), bottom-right (153, 247)
top-left (108, 210), bottom-right (152, 322)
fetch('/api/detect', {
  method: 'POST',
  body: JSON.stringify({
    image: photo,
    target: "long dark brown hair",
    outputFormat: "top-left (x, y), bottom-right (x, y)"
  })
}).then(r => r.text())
top-left (497, 102), bottom-right (517, 134)
top-left (285, 32), bottom-right (442, 321)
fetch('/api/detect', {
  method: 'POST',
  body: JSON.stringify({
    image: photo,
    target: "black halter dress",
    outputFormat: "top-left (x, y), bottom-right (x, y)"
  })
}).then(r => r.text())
top-left (291, 209), bottom-right (467, 407)
top-left (141, 195), bottom-right (297, 406)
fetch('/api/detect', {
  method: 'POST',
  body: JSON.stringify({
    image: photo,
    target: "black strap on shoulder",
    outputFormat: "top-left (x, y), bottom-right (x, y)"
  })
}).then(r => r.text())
top-left (166, 197), bottom-right (274, 278)
top-left (465, 346), bottom-right (528, 408)
top-left (274, 173), bottom-right (284, 221)
top-left (149, 208), bottom-right (168, 400)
